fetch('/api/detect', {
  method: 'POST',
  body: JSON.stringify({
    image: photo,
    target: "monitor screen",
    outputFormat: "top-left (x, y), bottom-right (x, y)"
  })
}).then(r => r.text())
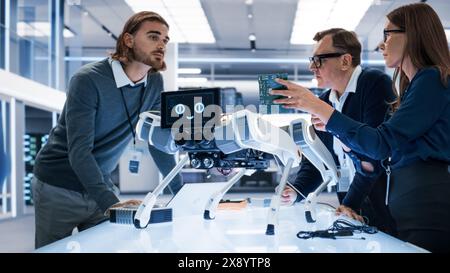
top-left (161, 88), bottom-right (221, 129)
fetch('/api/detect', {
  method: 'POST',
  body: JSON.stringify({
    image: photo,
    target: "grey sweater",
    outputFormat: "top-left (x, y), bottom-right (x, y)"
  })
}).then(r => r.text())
top-left (34, 58), bottom-right (180, 212)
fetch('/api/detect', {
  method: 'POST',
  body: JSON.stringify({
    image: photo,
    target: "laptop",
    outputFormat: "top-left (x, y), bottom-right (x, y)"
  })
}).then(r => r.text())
top-left (166, 182), bottom-right (228, 218)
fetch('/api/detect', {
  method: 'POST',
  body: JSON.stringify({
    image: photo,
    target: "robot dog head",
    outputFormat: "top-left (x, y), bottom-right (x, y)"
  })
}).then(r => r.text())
top-left (161, 88), bottom-right (223, 142)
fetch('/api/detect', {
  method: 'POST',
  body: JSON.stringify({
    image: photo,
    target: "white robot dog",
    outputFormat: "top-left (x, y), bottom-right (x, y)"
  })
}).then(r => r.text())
top-left (134, 88), bottom-right (339, 235)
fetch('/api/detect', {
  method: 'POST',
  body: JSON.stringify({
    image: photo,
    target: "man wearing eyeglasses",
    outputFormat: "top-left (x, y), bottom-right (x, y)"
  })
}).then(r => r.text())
top-left (281, 28), bottom-right (396, 235)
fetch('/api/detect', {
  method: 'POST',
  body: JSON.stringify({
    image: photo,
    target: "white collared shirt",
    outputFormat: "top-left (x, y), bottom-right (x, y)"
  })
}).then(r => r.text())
top-left (329, 65), bottom-right (361, 112)
top-left (329, 65), bottom-right (362, 189)
top-left (109, 57), bottom-right (148, 88)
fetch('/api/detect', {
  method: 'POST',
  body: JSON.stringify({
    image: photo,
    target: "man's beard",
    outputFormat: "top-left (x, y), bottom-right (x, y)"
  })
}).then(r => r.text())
top-left (132, 47), bottom-right (165, 70)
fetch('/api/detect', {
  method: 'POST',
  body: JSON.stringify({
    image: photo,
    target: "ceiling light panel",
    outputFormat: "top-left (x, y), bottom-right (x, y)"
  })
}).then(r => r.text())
top-left (125, 0), bottom-right (215, 43)
top-left (290, 0), bottom-right (373, 44)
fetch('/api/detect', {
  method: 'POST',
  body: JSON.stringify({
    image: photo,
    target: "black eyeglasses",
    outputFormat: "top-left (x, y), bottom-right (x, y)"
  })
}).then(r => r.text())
top-left (309, 52), bottom-right (347, 69)
top-left (383, 29), bottom-right (405, 43)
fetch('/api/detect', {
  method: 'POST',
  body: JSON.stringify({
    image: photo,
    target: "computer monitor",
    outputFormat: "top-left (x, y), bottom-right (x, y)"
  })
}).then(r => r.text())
top-left (161, 88), bottom-right (221, 129)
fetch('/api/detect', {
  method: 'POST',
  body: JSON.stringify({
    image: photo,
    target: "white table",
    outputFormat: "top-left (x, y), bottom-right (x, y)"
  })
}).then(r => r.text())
top-left (35, 203), bottom-right (427, 253)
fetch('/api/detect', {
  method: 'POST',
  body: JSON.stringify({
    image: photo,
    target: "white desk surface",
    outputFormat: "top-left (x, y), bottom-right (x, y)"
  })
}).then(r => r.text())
top-left (35, 203), bottom-right (427, 253)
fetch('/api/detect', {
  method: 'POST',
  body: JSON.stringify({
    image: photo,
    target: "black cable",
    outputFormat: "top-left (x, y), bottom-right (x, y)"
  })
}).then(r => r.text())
top-left (317, 202), bottom-right (336, 210)
top-left (332, 219), bottom-right (378, 235)
top-left (296, 218), bottom-right (377, 240)
top-left (217, 167), bottom-right (232, 176)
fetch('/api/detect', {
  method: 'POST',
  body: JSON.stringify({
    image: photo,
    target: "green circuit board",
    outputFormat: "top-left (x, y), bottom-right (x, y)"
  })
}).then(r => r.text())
top-left (258, 73), bottom-right (293, 114)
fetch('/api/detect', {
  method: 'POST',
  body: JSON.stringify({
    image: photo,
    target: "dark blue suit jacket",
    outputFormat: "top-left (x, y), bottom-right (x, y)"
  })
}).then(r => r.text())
top-left (327, 67), bottom-right (450, 169)
top-left (292, 68), bottom-right (395, 210)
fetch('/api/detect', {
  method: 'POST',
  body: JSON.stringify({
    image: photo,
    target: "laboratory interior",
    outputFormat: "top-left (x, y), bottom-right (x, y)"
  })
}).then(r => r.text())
top-left (0, 0), bottom-right (449, 254)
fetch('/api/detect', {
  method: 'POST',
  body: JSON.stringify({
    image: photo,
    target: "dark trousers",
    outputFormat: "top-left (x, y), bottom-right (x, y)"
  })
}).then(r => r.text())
top-left (337, 174), bottom-right (397, 236)
top-left (32, 177), bottom-right (109, 249)
top-left (388, 160), bottom-right (450, 253)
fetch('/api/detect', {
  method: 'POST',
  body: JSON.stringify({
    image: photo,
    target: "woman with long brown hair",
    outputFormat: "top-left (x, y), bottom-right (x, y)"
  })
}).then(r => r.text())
top-left (271, 3), bottom-right (450, 252)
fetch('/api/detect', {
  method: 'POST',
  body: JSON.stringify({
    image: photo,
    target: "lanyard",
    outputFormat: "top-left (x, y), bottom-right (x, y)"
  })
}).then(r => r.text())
top-left (381, 157), bottom-right (392, 206)
top-left (119, 84), bottom-right (145, 148)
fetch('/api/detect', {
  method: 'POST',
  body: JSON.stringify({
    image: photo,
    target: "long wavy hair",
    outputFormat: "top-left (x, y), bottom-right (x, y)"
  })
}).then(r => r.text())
top-left (111, 11), bottom-right (169, 72)
top-left (387, 3), bottom-right (450, 112)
